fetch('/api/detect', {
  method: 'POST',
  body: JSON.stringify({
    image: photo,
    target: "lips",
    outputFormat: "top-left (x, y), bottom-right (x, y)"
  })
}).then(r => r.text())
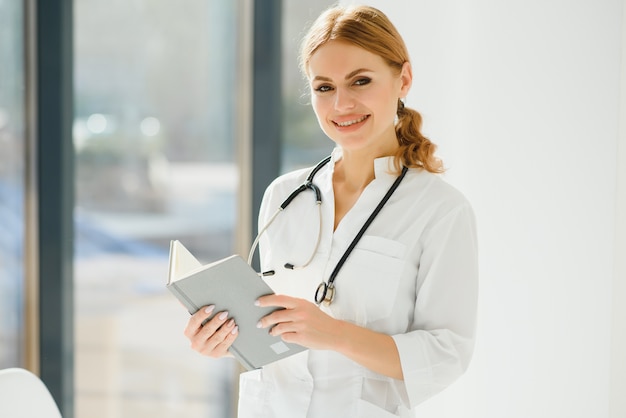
top-left (333, 115), bottom-right (369, 127)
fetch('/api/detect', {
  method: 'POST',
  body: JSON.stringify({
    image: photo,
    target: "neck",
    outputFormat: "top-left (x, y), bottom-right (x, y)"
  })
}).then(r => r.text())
top-left (334, 156), bottom-right (375, 192)
top-left (335, 142), bottom-right (398, 191)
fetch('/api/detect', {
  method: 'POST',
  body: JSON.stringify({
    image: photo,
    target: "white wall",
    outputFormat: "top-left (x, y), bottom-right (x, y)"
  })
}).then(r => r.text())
top-left (342, 1), bottom-right (625, 417)
top-left (611, 2), bottom-right (626, 417)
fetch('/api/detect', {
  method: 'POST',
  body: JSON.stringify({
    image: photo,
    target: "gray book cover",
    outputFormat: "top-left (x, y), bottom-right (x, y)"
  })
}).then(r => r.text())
top-left (167, 240), bottom-right (306, 370)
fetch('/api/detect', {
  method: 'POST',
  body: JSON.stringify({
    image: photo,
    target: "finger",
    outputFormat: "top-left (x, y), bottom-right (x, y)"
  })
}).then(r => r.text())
top-left (268, 322), bottom-right (298, 340)
top-left (256, 294), bottom-right (298, 309)
top-left (279, 331), bottom-right (299, 344)
top-left (184, 305), bottom-right (215, 338)
top-left (257, 308), bottom-right (294, 330)
top-left (195, 310), bottom-right (230, 341)
top-left (266, 322), bottom-right (303, 347)
top-left (191, 312), bottom-right (236, 355)
top-left (215, 318), bottom-right (238, 341)
top-left (211, 320), bottom-right (239, 356)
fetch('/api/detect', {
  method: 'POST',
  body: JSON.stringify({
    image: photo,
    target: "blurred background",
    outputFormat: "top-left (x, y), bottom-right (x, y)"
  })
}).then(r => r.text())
top-left (1, 1), bottom-right (333, 417)
top-left (1, 1), bottom-right (625, 418)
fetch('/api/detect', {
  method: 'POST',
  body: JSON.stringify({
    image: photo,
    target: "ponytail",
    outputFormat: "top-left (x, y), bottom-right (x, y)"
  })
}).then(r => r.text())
top-left (394, 99), bottom-right (444, 174)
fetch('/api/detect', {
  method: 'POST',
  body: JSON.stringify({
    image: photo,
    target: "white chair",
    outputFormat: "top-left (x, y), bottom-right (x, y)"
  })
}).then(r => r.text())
top-left (0, 368), bottom-right (62, 418)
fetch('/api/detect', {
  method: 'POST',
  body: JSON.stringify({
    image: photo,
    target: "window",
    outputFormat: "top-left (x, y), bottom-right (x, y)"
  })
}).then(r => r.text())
top-left (281, 1), bottom-right (336, 174)
top-left (0, 0), bottom-right (26, 369)
top-left (73, 1), bottom-right (240, 416)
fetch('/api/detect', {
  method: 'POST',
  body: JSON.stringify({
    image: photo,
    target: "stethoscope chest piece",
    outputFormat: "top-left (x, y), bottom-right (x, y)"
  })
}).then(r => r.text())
top-left (314, 281), bottom-right (335, 306)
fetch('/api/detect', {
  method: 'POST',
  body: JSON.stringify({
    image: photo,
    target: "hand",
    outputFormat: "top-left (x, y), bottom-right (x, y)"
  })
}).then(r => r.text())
top-left (257, 295), bottom-right (404, 379)
top-left (184, 305), bottom-right (238, 358)
top-left (255, 294), bottom-right (340, 350)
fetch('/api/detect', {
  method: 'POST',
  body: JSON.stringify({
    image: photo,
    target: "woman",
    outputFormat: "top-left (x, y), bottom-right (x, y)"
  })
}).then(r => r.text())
top-left (184, 5), bottom-right (478, 417)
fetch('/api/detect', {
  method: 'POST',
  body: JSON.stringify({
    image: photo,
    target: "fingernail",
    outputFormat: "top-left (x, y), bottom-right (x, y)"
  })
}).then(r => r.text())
top-left (227, 319), bottom-right (235, 327)
top-left (256, 321), bottom-right (262, 328)
top-left (254, 299), bottom-right (260, 307)
top-left (219, 311), bottom-right (228, 320)
top-left (231, 326), bottom-right (239, 335)
top-left (204, 305), bottom-right (215, 314)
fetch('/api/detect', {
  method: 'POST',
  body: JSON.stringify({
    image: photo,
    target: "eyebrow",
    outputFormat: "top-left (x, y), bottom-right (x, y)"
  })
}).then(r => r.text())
top-left (312, 68), bottom-right (373, 82)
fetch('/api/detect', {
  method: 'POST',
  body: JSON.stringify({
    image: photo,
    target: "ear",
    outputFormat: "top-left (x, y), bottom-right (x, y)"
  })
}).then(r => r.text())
top-left (399, 61), bottom-right (413, 98)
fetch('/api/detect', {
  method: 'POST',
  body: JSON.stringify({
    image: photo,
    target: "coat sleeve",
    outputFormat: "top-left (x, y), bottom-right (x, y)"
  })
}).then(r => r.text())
top-left (392, 202), bottom-right (479, 408)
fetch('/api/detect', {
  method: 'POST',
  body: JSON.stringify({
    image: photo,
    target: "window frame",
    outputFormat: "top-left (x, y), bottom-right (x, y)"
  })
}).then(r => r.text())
top-left (26, 1), bottom-right (284, 417)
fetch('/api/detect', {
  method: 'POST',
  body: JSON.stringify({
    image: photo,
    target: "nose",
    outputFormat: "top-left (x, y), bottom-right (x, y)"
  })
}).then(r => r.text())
top-left (333, 87), bottom-right (355, 111)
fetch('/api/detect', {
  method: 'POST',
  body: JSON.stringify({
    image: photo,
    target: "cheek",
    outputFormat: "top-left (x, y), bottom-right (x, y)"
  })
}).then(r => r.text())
top-left (366, 89), bottom-right (399, 121)
top-left (311, 97), bottom-right (329, 124)
top-left (310, 98), bottom-right (337, 140)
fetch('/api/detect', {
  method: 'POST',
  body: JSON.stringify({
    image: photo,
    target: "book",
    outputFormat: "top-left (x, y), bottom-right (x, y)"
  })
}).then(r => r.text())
top-left (166, 240), bottom-right (306, 370)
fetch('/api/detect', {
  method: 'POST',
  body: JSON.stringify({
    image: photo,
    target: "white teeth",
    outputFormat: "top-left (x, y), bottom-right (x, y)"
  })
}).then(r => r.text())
top-left (336, 115), bottom-right (367, 127)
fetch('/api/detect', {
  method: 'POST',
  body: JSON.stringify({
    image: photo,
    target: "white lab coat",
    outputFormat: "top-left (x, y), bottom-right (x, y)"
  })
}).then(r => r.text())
top-left (238, 149), bottom-right (479, 418)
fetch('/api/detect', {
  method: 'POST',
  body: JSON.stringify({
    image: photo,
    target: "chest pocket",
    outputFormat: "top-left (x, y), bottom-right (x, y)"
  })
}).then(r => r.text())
top-left (329, 235), bottom-right (408, 325)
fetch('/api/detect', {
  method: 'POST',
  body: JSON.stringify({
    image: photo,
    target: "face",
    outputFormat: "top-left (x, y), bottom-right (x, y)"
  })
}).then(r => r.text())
top-left (307, 40), bottom-right (412, 157)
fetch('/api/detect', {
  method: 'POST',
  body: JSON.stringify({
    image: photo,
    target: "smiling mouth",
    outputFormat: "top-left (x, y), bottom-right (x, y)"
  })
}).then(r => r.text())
top-left (334, 115), bottom-right (369, 127)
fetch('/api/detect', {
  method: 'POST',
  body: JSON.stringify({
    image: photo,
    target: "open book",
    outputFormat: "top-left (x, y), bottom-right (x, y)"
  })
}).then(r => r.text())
top-left (167, 240), bottom-right (306, 370)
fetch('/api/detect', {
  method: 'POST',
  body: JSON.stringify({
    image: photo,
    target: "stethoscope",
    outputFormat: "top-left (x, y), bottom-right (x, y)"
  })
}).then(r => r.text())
top-left (248, 156), bottom-right (408, 306)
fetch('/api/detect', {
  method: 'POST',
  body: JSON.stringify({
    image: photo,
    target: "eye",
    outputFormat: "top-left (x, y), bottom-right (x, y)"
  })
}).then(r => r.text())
top-left (313, 84), bottom-right (333, 93)
top-left (354, 77), bottom-right (371, 86)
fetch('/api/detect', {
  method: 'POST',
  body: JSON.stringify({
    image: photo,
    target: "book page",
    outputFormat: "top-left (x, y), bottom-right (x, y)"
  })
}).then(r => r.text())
top-left (168, 240), bottom-right (203, 284)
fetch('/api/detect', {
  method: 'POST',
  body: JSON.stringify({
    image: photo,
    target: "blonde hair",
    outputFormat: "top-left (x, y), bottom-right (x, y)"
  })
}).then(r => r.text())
top-left (300, 5), bottom-right (444, 173)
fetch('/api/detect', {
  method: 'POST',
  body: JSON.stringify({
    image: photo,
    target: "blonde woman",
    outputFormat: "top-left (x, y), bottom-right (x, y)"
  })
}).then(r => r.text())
top-left (185, 5), bottom-right (478, 417)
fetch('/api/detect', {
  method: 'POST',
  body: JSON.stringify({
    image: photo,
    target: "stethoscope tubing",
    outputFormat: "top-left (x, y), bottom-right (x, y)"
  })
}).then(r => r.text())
top-left (326, 165), bottom-right (408, 288)
top-left (314, 165), bottom-right (408, 305)
top-left (247, 156), bottom-right (331, 266)
top-left (247, 155), bottom-right (408, 306)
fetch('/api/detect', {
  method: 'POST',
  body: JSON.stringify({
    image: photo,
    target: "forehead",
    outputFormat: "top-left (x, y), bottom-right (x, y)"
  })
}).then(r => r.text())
top-left (307, 40), bottom-right (389, 79)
